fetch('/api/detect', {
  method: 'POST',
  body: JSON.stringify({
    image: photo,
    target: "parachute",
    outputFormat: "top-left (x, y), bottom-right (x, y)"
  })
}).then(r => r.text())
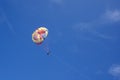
top-left (32, 27), bottom-right (48, 44)
top-left (32, 27), bottom-right (50, 55)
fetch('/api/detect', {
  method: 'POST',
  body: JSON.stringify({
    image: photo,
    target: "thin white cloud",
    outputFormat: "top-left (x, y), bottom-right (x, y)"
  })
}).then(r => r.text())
top-left (73, 22), bottom-right (114, 41)
top-left (73, 9), bottom-right (120, 41)
top-left (109, 64), bottom-right (120, 79)
top-left (103, 10), bottom-right (120, 22)
top-left (0, 8), bottom-right (15, 34)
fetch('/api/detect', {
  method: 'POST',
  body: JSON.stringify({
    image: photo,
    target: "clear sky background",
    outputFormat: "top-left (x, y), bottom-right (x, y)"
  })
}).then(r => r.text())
top-left (0, 0), bottom-right (120, 80)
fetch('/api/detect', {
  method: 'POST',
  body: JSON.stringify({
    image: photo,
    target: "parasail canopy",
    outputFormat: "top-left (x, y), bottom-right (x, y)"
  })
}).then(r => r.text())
top-left (32, 27), bottom-right (48, 44)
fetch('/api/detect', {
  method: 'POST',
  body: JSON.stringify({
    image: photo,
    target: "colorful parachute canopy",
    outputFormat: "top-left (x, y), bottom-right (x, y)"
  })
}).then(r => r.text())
top-left (32, 27), bottom-right (48, 44)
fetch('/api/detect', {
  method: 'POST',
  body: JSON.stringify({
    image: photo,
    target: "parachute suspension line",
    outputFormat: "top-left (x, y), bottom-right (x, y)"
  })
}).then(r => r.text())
top-left (43, 43), bottom-right (51, 55)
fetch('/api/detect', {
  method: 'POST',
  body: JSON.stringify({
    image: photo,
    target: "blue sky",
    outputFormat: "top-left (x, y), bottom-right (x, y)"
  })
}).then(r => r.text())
top-left (0, 0), bottom-right (120, 80)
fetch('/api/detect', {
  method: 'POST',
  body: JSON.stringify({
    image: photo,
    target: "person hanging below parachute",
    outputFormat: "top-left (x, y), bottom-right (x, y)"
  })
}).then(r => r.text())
top-left (32, 27), bottom-right (51, 55)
